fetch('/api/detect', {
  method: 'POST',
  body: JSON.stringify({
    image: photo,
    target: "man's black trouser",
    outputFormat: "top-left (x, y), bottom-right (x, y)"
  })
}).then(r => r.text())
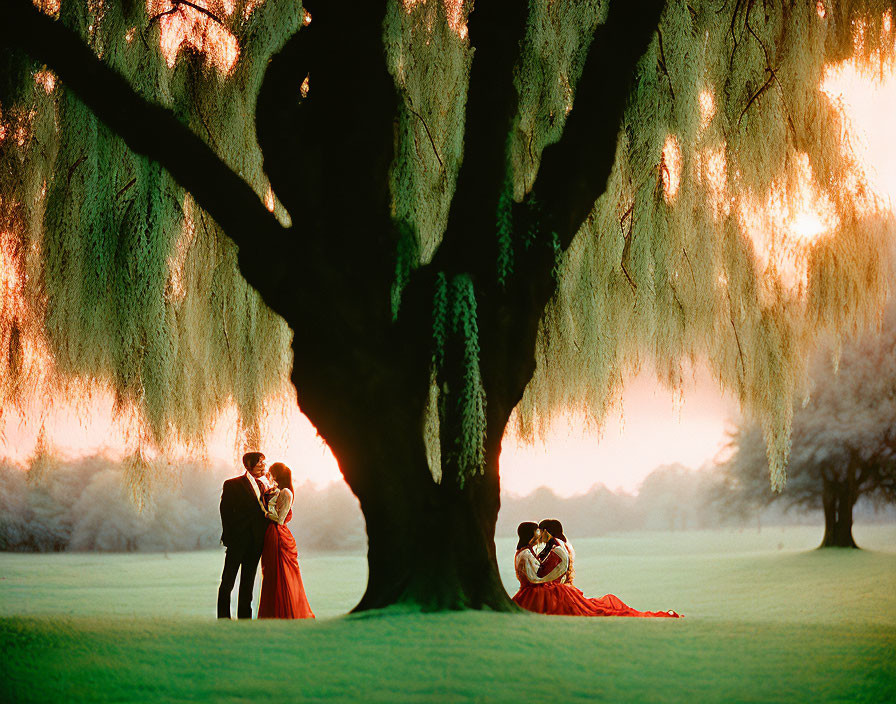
top-left (217, 544), bottom-right (262, 619)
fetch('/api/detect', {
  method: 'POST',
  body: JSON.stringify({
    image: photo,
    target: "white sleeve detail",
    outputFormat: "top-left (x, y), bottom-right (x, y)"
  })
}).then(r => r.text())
top-left (517, 550), bottom-right (544, 583)
top-left (539, 544), bottom-right (569, 583)
top-left (267, 488), bottom-right (293, 525)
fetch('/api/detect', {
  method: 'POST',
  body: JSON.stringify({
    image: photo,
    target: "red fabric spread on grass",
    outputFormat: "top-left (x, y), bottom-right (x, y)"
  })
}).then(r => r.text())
top-left (258, 510), bottom-right (315, 619)
top-left (512, 548), bottom-right (680, 618)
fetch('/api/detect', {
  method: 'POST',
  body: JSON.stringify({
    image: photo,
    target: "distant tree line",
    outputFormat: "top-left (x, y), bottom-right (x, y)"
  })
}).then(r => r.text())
top-left (3, 458), bottom-right (892, 553)
top-left (0, 457), bottom-right (365, 553)
top-left (499, 463), bottom-right (893, 537)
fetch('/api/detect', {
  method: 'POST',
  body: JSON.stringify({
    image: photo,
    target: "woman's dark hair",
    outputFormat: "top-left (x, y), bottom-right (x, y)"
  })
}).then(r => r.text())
top-left (242, 451), bottom-right (265, 470)
top-left (516, 522), bottom-right (538, 550)
top-left (269, 462), bottom-right (294, 494)
top-left (538, 518), bottom-right (566, 542)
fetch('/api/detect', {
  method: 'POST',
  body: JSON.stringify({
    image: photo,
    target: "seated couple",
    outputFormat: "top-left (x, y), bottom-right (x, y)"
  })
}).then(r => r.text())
top-left (512, 519), bottom-right (681, 618)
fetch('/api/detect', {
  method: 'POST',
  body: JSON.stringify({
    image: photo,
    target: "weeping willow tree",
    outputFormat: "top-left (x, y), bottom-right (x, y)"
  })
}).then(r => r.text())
top-left (1, 0), bottom-right (894, 610)
top-left (0, 1), bottom-right (297, 463)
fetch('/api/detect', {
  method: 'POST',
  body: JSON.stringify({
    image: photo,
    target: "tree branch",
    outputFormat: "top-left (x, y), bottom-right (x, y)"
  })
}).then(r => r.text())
top-left (532, 0), bottom-right (666, 247)
top-left (455, 0), bottom-right (527, 203)
top-left (255, 26), bottom-right (313, 223)
top-left (430, 0), bottom-right (529, 277)
top-left (407, 104), bottom-right (443, 168)
top-left (145, 5), bottom-right (179, 34)
top-left (1, 0), bottom-right (293, 312)
top-left (408, 0), bottom-right (666, 444)
top-left (66, 153), bottom-right (86, 186)
top-left (115, 177), bottom-right (137, 200)
top-left (656, 27), bottom-right (675, 104)
top-left (737, 70), bottom-right (774, 125)
top-left (147, 1), bottom-right (225, 30)
top-left (258, 0), bottom-right (398, 291)
top-left (744, 14), bottom-right (798, 139)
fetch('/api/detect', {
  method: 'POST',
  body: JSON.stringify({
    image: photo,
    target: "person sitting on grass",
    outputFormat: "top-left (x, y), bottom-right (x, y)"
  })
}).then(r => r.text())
top-left (512, 519), bottom-right (682, 618)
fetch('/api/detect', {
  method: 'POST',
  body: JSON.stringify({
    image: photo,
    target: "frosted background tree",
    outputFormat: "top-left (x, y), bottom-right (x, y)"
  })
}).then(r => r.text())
top-left (720, 299), bottom-right (896, 548)
top-left (1, 0), bottom-right (894, 609)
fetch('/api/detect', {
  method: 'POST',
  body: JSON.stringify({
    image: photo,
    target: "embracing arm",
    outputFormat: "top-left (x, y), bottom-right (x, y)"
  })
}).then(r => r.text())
top-left (518, 551), bottom-right (551, 584)
top-left (537, 546), bottom-right (569, 583)
top-left (266, 488), bottom-right (293, 525)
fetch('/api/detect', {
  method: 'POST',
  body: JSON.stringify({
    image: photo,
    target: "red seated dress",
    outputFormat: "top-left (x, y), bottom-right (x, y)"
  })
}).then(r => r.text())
top-left (258, 489), bottom-right (315, 619)
top-left (512, 541), bottom-right (680, 618)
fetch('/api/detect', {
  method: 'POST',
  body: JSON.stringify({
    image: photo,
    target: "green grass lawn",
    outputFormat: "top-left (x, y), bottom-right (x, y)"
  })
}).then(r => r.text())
top-left (2, 525), bottom-right (895, 702)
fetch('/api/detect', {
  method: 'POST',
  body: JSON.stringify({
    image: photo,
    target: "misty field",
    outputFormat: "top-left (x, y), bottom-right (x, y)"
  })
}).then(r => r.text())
top-left (2, 526), bottom-right (895, 703)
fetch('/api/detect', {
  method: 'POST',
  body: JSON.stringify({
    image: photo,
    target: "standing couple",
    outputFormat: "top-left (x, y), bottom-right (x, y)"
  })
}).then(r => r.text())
top-left (217, 452), bottom-right (314, 620)
top-left (513, 519), bottom-right (681, 618)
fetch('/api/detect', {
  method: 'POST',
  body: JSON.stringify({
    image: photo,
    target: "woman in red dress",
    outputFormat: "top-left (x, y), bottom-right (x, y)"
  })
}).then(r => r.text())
top-left (512, 520), bottom-right (680, 618)
top-left (258, 463), bottom-right (315, 619)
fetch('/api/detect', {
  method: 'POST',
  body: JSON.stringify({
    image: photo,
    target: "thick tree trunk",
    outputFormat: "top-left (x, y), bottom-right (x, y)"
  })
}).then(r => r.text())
top-left (819, 479), bottom-right (858, 548)
top-left (292, 353), bottom-right (517, 613)
top-left (355, 473), bottom-right (514, 612)
top-left (344, 428), bottom-right (515, 612)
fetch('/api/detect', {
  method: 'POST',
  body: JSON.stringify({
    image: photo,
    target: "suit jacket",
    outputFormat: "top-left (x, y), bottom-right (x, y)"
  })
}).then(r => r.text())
top-left (220, 475), bottom-right (269, 552)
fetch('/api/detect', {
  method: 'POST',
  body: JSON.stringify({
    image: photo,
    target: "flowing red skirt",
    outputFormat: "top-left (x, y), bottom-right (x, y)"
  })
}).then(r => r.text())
top-left (513, 582), bottom-right (680, 618)
top-left (258, 514), bottom-right (315, 619)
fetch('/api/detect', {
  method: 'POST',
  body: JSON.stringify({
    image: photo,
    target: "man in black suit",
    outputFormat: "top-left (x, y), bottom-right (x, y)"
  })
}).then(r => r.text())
top-left (217, 451), bottom-right (272, 619)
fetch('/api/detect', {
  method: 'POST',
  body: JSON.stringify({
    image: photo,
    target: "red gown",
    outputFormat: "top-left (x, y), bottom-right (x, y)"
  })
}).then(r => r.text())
top-left (511, 547), bottom-right (680, 618)
top-left (258, 508), bottom-right (315, 619)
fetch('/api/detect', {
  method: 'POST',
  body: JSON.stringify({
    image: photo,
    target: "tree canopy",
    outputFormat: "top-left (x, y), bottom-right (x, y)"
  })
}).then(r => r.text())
top-left (3, 1), bottom-right (893, 486)
top-left (1, 1), bottom-right (299, 465)
top-left (2, 0), bottom-right (895, 609)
